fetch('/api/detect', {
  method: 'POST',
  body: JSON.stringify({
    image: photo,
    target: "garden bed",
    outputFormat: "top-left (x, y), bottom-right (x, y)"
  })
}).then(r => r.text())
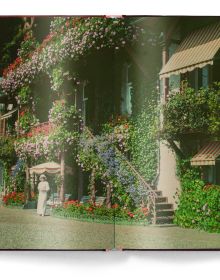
top-left (2, 191), bottom-right (37, 209)
top-left (51, 200), bottom-right (149, 226)
top-left (51, 211), bottom-right (149, 226)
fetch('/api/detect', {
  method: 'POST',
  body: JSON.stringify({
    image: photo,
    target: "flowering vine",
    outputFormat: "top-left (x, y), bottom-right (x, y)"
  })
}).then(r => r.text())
top-left (15, 102), bottom-right (83, 162)
top-left (76, 129), bottom-right (148, 208)
top-left (0, 17), bottom-right (142, 95)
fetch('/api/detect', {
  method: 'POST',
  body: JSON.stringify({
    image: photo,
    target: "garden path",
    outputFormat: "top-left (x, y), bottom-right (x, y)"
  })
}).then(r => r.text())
top-left (0, 206), bottom-right (114, 249)
top-left (115, 224), bottom-right (220, 249)
top-left (0, 207), bottom-right (220, 250)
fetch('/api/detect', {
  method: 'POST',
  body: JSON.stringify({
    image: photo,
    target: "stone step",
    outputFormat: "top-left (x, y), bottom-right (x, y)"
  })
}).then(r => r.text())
top-left (156, 216), bottom-right (174, 224)
top-left (155, 196), bottom-right (168, 203)
top-left (155, 191), bottom-right (162, 196)
top-left (156, 209), bottom-right (174, 217)
top-left (155, 203), bottom-right (173, 210)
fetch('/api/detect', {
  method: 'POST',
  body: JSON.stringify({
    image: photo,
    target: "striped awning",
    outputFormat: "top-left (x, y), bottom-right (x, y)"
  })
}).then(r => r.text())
top-left (160, 22), bottom-right (220, 79)
top-left (29, 161), bottom-right (73, 175)
top-left (191, 142), bottom-right (220, 166)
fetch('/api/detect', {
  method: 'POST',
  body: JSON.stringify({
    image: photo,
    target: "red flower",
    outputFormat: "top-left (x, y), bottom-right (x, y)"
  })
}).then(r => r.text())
top-left (127, 211), bottom-right (134, 218)
top-left (112, 204), bottom-right (119, 209)
top-left (2, 57), bottom-right (22, 77)
top-left (86, 207), bottom-right (93, 212)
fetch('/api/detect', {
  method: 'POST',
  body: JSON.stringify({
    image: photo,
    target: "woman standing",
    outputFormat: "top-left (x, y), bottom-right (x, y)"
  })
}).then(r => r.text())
top-left (37, 174), bottom-right (50, 216)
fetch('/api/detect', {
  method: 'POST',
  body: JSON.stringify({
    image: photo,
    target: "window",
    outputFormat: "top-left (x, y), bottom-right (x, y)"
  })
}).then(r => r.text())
top-left (169, 74), bottom-right (180, 92)
top-left (201, 66), bottom-right (209, 88)
top-left (181, 66), bottom-right (209, 90)
top-left (168, 42), bottom-right (181, 93)
top-left (121, 63), bottom-right (132, 116)
top-left (0, 103), bottom-right (5, 112)
top-left (203, 161), bottom-right (220, 185)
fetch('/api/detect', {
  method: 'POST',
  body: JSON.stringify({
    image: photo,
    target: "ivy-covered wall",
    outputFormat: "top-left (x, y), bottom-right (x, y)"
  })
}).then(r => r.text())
top-left (129, 92), bottom-right (159, 183)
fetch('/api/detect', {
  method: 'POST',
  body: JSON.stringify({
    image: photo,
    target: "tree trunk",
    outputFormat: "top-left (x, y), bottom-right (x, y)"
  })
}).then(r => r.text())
top-left (90, 169), bottom-right (96, 205)
top-left (77, 167), bottom-right (84, 201)
top-left (106, 183), bottom-right (112, 209)
top-left (60, 151), bottom-right (65, 203)
top-left (167, 139), bottom-right (185, 159)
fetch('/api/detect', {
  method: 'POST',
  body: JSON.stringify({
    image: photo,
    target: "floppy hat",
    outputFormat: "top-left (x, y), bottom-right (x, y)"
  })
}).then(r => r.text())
top-left (39, 174), bottom-right (47, 179)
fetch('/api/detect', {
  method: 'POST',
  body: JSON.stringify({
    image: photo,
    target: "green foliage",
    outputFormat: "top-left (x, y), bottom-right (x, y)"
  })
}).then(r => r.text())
top-left (17, 86), bottom-right (31, 105)
top-left (49, 101), bottom-right (82, 129)
top-left (174, 160), bottom-right (220, 233)
top-left (50, 17), bottom-right (67, 32)
top-left (163, 83), bottom-right (220, 140)
top-left (17, 31), bottom-right (39, 60)
top-left (208, 83), bottom-right (220, 134)
top-left (129, 95), bottom-right (159, 182)
top-left (102, 117), bottom-right (130, 152)
top-left (50, 67), bottom-right (64, 92)
top-left (0, 22), bottom-right (24, 70)
top-left (16, 111), bottom-right (39, 134)
top-left (0, 137), bottom-right (16, 168)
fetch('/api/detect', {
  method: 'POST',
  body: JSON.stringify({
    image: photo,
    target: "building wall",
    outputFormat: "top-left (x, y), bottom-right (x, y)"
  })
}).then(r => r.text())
top-left (157, 44), bottom-right (181, 209)
top-left (157, 141), bottom-right (180, 209)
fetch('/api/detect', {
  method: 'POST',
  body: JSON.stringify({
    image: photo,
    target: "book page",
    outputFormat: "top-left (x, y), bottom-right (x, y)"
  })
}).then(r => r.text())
top-left (0, 16), bottom-right (220, 250)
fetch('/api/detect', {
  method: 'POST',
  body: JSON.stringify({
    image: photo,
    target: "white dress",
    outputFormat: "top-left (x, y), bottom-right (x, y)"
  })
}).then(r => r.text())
top-left (37, 181), bottom-right (50, 216)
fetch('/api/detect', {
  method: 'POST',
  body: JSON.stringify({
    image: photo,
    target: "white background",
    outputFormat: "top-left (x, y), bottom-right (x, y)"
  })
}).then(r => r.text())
top-left (0, 0), bottom-right (220, 279)
top-left (0, 251), bottom-right (220, 280)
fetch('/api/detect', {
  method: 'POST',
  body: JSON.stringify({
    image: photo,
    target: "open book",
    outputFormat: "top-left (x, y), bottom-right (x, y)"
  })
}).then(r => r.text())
top-left (0, 16), bottom-right (220, 250)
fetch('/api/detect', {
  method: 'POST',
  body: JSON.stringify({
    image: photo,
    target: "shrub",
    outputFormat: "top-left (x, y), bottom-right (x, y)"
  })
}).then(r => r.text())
top-left (3, 192), bottom-right (25, 206)
top-left (2, 191), bottom-right (37, 206)
top-left (163, 83), bottom-right (220, 140)
top-left (174, 167), bottom-right (220, 233)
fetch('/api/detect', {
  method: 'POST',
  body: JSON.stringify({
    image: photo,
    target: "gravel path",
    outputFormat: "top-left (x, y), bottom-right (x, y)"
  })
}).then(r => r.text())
top-left (1, 206), bottom-right (220, 250)
top-left (0, 206), bottom-right (114, 250)
top-left (115, 224), bottom-right (220, 249)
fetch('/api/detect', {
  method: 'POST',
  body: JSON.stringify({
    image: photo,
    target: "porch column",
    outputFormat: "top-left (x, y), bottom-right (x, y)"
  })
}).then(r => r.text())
top-left (90, 169), bottom-right (96, 205)
top-left (106, 183), bottom-right (112, 209)
top-left (161, 45), bottom-right (169, 104)
top-left (30, 173), bottom-right (35, 193)
top-left (25, 164), bottom-right (31, 202)
top-left (60, 151), bottom-right (65, 203)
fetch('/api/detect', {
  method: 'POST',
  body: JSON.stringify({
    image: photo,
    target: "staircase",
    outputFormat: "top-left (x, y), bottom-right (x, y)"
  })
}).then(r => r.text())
top-left (83, 127), bottom-right (174, 225)
top-left (155, 191), bottom-right (174, 224)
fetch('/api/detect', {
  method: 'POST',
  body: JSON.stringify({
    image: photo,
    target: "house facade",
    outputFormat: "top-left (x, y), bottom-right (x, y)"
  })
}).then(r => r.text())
top-left (157, 17), bottom-right (220, 207)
